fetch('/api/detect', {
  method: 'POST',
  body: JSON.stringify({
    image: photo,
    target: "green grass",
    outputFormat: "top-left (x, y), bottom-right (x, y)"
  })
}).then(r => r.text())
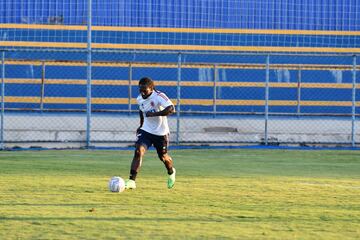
top-left (0, 149), bottom-right (359, 239)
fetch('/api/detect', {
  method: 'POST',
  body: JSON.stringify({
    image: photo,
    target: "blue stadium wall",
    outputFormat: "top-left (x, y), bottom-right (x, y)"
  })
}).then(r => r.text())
top-left (1, 0), bottom-right (360, 31)
top-left (0, 0), bottom-right (359, 114)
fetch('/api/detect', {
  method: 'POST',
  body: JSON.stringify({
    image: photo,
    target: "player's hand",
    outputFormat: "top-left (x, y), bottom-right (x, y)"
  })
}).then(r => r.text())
top-left (136, 127), bottom-right (141, 135)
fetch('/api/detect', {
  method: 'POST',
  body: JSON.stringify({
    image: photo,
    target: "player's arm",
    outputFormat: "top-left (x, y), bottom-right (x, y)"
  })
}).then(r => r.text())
top-left (137, 110), bottom-right (144, 133)
top-left (146, 105), bottom-right (175, 117)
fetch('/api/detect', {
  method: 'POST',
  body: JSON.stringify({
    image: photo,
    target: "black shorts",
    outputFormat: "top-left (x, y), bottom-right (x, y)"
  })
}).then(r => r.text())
top-left (136, 129), bottom-right (170, 156)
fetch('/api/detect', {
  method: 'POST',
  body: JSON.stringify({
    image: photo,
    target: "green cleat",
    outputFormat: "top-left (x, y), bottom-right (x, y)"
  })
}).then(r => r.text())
top-left (167, 168), bottom-right (176, 189)
top-left (125, 179), bottom-right (136, 190)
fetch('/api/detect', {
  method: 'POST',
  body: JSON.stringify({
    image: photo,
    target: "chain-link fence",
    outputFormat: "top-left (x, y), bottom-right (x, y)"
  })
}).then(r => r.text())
top-left (0, 50), bottom-right (359, 148)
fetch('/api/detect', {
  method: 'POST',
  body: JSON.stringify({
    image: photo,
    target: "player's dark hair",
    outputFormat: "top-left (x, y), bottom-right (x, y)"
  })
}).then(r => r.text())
top-left (139, 77), bottom-right (155, 89)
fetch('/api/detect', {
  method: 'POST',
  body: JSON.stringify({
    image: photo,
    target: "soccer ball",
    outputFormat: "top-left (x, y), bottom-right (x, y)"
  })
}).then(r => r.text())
top-left (108, 176), bottom-right (125, 193)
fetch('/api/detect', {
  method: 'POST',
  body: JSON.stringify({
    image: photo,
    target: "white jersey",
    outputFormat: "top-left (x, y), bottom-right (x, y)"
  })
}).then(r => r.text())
top-left (137, 90), bottom-right (174, 136)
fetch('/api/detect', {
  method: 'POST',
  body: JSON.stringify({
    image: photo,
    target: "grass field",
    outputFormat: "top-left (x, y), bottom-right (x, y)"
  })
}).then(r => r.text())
top-left (0, 148), bottom-right (359, 239)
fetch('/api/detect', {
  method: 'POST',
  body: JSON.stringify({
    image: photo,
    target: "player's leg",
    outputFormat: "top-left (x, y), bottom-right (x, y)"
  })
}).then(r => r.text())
top-left (158, 152), bottom-right (174, 175)
top-left (154, 134), bottom-right (176, 189)
top-left (160, 153), bottom-right (176, 189)
top-left (125, 130), bottom-right (151, 189)
top-left (129, 143), bottom-right (147, 180)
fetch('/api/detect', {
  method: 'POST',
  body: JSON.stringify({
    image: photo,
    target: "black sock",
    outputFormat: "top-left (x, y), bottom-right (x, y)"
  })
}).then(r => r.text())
top-left (130, 169), bottom-right (137, 181)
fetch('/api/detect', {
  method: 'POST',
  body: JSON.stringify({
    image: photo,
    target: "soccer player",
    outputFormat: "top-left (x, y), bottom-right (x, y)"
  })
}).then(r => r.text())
top-left (125, 77), bottom-right (176, 190)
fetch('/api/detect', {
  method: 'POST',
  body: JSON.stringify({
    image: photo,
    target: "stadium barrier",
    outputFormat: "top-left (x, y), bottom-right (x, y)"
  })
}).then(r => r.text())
top-left (0, 52), bottom-right (359, 148)
top-left (1, 1), bottom-right (359, 148)
top-left (2, 59), bottom-right (360, 114)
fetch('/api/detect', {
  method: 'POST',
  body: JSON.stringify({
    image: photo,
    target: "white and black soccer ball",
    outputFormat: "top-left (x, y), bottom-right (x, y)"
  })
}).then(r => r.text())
top-left (108, 176), bottom-right (125, 193)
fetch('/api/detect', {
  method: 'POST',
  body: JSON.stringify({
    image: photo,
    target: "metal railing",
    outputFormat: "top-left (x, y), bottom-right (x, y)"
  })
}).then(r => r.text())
top-left (0, 51), bottom-right (359, 148)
